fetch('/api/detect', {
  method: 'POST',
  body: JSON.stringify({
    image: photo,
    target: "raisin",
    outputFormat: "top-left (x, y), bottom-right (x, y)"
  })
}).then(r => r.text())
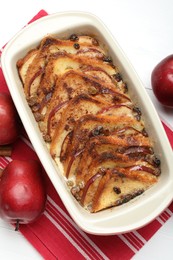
top-left (153, 157), bottom-right (161, 167)
top-left (43, 134), bottom-right (52, 143)
top-left (73, 43), bottom-right (80, 49)
top-left (32, 104), bottom-right (40, 112)
top-left (91, 126), bottom-right (104, 136)
top-left (142, 128), bottom-right (148, 137)
top-left (113, 186), bottom-right (121, 194)
top-left (34, 112), bottom-right (44, 122)
top-left (133, 107), bottom-right (142, 116)
top-left (113, 73), bottom-right (122, 82)
top-left (103, 56), bottom-right (112, 63)
top-left (27, 96), bottom-right (37, 107)
top-left (69, 34), bottom-right (79, 41)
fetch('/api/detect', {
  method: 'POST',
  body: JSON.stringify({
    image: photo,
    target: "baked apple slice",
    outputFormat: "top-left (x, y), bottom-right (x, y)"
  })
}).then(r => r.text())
top-left (33, 51), bottom-right (120, 110)
top-left (63, 122), bottom-right (152, 178)
top-left (18, 34), bottom-right (107, 98)
top-left (47, 94), bottom-right (109, 143)
top-left (73, 158), bottom-right (159, 212)
top-left (91, 170), bottom-right (153, 212)
top-left (61, 114), bottom-right (145, 159)
top-left (51, 113), bottom-right (145, 173)
top-left (75, 136), bottom-right (159, 181)
top-left (41, 71), bottom-right (131, 138)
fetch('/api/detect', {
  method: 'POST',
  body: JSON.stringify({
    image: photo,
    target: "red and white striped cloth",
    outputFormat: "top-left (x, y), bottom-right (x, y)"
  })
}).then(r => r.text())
top-left (0, 10), bottom-right (173, 260)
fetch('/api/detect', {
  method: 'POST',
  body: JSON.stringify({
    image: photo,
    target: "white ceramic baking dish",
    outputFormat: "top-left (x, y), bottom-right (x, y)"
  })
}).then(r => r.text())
top-left (1, 11), bottom-right (173, 235)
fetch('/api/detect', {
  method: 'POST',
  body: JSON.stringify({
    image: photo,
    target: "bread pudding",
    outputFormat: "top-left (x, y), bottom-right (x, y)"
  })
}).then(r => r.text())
top-left (17, 34), bottom-right (161, 213)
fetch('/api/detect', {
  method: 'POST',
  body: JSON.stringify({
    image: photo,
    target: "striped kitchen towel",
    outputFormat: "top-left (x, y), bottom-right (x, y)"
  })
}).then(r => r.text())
top-left (0, 10), bottom-right (173, 260)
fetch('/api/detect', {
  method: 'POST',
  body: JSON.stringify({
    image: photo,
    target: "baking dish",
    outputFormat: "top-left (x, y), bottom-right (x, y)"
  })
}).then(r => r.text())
top-left (1, 11), bottom-right (173, 235)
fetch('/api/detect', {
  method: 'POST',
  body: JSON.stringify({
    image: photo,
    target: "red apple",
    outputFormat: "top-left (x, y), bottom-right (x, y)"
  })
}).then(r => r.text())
top-left (151, 55), bottom-right (173, 107)
top-left (0, 92), bottom-right (19, 145)
top-left (0, 160), bottom-right (47, 230)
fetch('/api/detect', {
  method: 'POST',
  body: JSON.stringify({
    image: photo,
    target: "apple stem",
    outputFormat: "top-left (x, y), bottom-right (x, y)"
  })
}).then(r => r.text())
top-left (15, 219), bottom-right (20, 231)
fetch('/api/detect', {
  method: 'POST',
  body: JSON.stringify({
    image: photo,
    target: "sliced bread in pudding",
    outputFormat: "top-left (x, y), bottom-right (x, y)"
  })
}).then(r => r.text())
top-left (17, 34), bottom-right (161, 213)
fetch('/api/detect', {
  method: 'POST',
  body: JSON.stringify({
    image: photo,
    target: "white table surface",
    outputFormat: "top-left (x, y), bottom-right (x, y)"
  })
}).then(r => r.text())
top-left (0, 0), bottom-right (173, 259)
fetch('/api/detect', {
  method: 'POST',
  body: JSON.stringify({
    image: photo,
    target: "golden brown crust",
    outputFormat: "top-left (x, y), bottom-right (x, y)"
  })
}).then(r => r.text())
top-left (17, 33), bottom-right (161, 213)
